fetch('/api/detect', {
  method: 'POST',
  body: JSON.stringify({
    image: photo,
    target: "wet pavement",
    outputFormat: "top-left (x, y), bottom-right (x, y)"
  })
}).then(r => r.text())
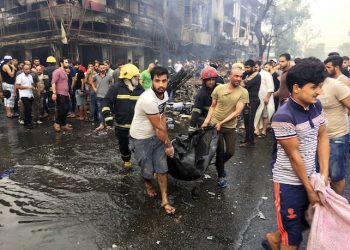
top-left (1, 110), bottom-right (350, 250)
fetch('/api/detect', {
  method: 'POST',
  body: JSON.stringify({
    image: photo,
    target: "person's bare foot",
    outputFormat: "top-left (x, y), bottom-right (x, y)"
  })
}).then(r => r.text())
top-left (265, 232), bottom-right (280, 250)
top-left (144, 181), bottom-right (157, 197)
top-left (62, 125), bottom-right (73, 131)
top-left (53, 123), bottom-right (61, 132)
top-left (161, 203), bottom-right (176, 215)
top-left (95, 124), bottom-right (105, 131)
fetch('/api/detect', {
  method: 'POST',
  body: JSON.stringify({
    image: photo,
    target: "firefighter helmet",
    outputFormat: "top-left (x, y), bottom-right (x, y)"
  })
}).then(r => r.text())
top-left (46, 56), bottom-right (56, 63)
top-left (201, 66), bottom-right (218, 80)
top-left (119, 64), bottom-right (140, 79)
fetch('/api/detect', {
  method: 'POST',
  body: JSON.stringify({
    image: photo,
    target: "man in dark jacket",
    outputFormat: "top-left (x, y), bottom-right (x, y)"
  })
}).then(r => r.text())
top-left (240, 59), bottom-right (261, 147)
top-left (189, 66), bottom-right (218, 131)
top-left (42, 56), bottom-right (58, 116)
top-left (102, 64), bottom-right (144, 169)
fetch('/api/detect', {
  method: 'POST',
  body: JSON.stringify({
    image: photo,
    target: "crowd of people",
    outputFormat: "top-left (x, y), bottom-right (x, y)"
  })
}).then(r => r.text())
top-left (1, 51), bottom-right (350, 248)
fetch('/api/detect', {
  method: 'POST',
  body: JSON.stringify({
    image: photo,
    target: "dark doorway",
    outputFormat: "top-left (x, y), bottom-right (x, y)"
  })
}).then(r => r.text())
top-left (81, 45), bottom-right (102, 66)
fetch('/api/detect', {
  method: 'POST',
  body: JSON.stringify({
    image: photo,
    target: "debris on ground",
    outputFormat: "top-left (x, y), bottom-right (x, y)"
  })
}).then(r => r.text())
top-left (258, 211), bottom-right (266, 220)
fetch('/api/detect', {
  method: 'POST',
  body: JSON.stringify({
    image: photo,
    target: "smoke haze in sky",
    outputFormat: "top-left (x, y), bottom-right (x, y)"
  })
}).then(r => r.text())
top-left (307, 0), bottom-right (350, 52)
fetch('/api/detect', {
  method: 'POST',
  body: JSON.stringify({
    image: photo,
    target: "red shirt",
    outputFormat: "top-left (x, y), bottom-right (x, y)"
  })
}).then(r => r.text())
top-left (52, 67), bottom-right (69, 96)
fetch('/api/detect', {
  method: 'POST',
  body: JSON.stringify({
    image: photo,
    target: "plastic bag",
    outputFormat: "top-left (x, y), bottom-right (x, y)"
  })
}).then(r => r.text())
top-left (167, 126), bottom-right (218, 181)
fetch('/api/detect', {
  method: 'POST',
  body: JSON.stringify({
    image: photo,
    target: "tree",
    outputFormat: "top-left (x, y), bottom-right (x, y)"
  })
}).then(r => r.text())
top-left (338, 42), bottom-right (350, 57)
top-left (304, 43), bottom-right (326, 59)
top-left (254, 0), bottom-right (310, 59)
top-left (253, 0), bottom-right (275, 59)
top-left (298, 25), bottom-right (320, 58)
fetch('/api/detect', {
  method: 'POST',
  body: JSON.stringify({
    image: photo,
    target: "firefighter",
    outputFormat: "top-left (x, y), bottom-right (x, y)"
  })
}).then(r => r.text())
top-left (188, 66), bottom-right (218, 132)
top-left (102, 64), bottom-right (144, 169)
top-left (39, 56), bottom-right (57, 117)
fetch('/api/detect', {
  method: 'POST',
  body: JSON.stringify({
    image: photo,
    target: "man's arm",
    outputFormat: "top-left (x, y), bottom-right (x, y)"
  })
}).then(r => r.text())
top-left (215, 101), bottom-right (245, 130)
top-left (317, 124), bottom-right (329, 180)
top-left (3, 64), bottom-right (15, 78)
top-left (278, 138), bottom-right (320, 205)
top-left (201, 98), bottom-right (217, 127)
top-left (71, 75), bottom-right (77, 91)
top-left (189, 93), bottom-right (204, 129)
top-left (264, 74), bottom-right (275, 103)
top-left (340, 95), bottom-right (350, 109)
top-left (139, 72), bottom-right (144, 85)
top-left (91, 77), bottom-right (97, 93)
top-left (15, 76), bottom-right (34, 90)
top-left (147, 113), bottom-right (169, 143)
top-left (15, 83), bottom-right (34, 90)
top-left (147, 113), bottom-right (174, 157)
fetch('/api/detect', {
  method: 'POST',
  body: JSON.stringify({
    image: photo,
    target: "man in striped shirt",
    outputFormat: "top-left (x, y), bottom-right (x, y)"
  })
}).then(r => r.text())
top-left (263, 58), bottom-right (330, 250)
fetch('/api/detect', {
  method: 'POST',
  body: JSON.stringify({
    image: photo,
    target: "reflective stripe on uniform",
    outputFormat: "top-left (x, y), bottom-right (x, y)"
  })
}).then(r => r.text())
top-left (192, 108), bottom-right (202, 114)
top-left (116, 124), bottom-right (131, 128)
top-left (203, 106), bottom-right (210, 110)
top-left (116, 94), bottom-right (140, 100)
top-left (102, 107), bottom-right (111, 112)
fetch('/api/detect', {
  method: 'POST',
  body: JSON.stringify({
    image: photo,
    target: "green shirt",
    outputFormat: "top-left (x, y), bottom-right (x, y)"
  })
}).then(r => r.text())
top-left (211, 84), bottom-right (249, 128)
top-left (140, 70), bottom-right (152, 90)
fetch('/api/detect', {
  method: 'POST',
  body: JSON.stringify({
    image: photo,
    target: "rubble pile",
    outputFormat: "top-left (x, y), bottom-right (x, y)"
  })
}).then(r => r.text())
top-left (166, 70), bottom-right (201, 132)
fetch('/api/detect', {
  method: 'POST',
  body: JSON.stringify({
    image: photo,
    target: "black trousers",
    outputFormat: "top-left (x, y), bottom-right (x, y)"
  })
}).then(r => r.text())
top-left (243, 99), bottom-right (260, 145)
top-left (21, 97), bottom-right (33, 126)
top-left (14, 89), bottom-right (20, 113)
top-left (115, 128), bottom-right (131, 162)
top-left (55, 94), bottom-right (70, 126)
top-left (216, 127), bottom-right (236, 178)
top-left (70, 89), bottom-right (76, 112)
top-left (41, 91), bottom-right (50, 115)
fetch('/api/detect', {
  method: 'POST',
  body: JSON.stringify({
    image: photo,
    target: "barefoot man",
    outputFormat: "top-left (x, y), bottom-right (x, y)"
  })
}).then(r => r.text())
top-left (129, 66), bottom-right (175, 215)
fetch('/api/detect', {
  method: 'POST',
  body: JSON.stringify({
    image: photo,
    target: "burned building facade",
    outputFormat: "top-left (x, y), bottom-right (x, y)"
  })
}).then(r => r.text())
top-left (0, 0), bottom-right (259, 67)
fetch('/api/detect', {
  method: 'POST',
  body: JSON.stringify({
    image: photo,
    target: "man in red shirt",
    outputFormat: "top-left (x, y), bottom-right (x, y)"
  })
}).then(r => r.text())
top-left (51, 57), bottom-right (72, 132)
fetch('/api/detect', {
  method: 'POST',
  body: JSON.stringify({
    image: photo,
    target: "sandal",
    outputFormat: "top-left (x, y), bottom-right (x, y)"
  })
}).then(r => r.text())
top-left (261, 239), bottom-right (272, 250)
top-left (162, 203), bottom-right (176, 215)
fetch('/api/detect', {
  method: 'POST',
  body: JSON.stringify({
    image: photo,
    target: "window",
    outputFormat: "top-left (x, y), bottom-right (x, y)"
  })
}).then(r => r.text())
top-left (116, 0), bottom-right (130, 11)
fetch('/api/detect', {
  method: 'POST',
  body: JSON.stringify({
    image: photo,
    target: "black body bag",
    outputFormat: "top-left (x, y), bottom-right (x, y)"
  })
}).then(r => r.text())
top-left (167, 126), bottom-right (218, 181)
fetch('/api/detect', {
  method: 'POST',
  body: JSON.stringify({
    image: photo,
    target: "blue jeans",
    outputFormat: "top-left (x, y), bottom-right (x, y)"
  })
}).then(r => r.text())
top-left (96, 97), bottom-right (104, 124)
top-left (329, 134), bottom-right (349, 181)
top-left (89, 91), bottom-right (98, 121)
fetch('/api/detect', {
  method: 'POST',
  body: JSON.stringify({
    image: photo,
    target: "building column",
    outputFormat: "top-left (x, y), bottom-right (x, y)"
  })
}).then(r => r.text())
top-left (127, 48), bottom-right (133, 63)
top-left (24, 48), bottom-right (32, 60)
top-left (70, 42), bottom-right (79, 62)
top-left (51, 43), bottom-right (62, 60)
top-left (102, 46), bottom-right (108, 61)
top-left (138, 54), bottom-right (145, 71)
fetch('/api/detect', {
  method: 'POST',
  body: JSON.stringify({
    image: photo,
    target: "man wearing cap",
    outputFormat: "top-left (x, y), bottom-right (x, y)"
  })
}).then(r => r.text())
top-left (1, 56), bottom-right (17, 118)
top-left (102, 64), bottom-right (144, 169)
top-left (42, 56), bottom-right (58, 117)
